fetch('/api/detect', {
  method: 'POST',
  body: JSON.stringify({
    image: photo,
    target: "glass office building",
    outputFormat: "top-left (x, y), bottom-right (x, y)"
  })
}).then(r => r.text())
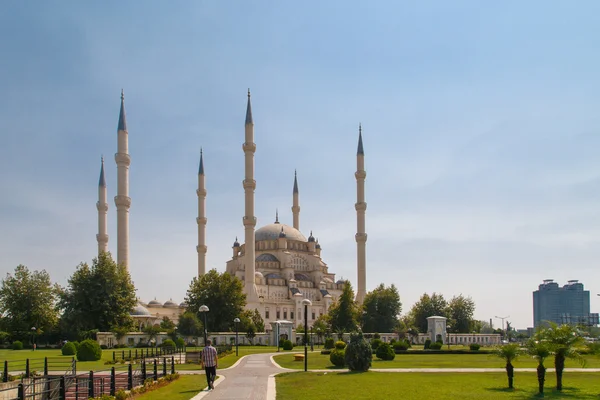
top-left (533, 279), bottom-right (597, 328)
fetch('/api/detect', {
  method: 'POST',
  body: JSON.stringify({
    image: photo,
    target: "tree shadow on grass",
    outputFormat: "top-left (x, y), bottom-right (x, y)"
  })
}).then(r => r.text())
top-left (484, 386), bottom-right (593, 399)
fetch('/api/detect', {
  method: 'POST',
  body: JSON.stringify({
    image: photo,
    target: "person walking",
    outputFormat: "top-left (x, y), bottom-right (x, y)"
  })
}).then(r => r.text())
top-left (201, 339), bottom-right (218, 390)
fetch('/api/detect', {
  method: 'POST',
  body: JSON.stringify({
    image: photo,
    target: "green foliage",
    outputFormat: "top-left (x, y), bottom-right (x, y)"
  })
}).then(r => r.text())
top-left (376, 342), bottom-right (395, 360)
top-left (408, 293), bottom-right (448, 333)
top-left (77, 339), bottom-right (102, 361)
top-left (424, 339), bottom-right (431, 349)
top-left (527, 339), bottom-right (551, 394)
top-left (160, 316), bottom-right (175, 330)
top-left (282, 340), bottom-right (293, 350)
top-left (0, 265), bottom-right (60, 341)
top-left (295, 323), bottom-right (304, 333)
top-left (361, 284), bottom-right (402, 333)
top-left (370, 338), bottom-right (382, 352)
top-left (394, 340), bottom-right (410, 352)
top-left (184, 269), bottom-right (246, 332)
top-left (329, 348), bottom-right (346, 367)
top-left (447, 295), bottom-right (476, 333)
top-left (345, 333), bottom-right (372, 371)
top-left (111, 326), bottom-right (129, 345)
top-left (115, 389), bottom-right (128, 400)
top-left (143, 324), bottom-right (161, 344)
top-left (324, 338), bottom-right (334, 349)
top-left (71, 341), bottom-right (80, 351)
top-left (246, 324), bottom-right (256, 343)
top-left (11, 340), bottom-right (23, 350)
top-left (175, 338), bottom-right (185, 348)
top-left (251, 309), bottom-right (265, 332)
top-left (494, 343), bottom-right (520, 389)
top-left (59, 252), bottom-right (136, 337)
top-left (61, 342), bottom-right (77, 355)
top-left (334, 340), bottom-right (346, 350)
top-left (469, 343), bottom-right (481, 351)
top-left (429, 342), bottom-right (442, 350)
top-left (177, 312), bottom-right (203, 337)
top-left (327, 281), bottom-right (359, 333)
top-left (161, 339), bottom-right (176, 348)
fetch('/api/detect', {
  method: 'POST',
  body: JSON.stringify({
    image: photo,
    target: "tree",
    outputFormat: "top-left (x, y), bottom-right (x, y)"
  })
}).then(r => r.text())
top-left (251, 309), bottom-right (265, 332)
top-left (112, 326), bottom-right (130, 346)
top-left (160, 317), bottom-right (175, 331)
top-left (296, 323), bottom-right (305, 333)
top-left (407, 293), bottom-right (448, 333)
top-left (177, 312), bottom-right (203, 338)
top-left (446, 295), bottom-right (475, 333)
top-left (0, 265), bottom-right (60, 342)
top-left (534, 322), bottom-right (586, 391)
top-left (185, 269), bottom-right (246, 332)
top-left (361, 284), bottom-right (402, 333)
top-left (494, 343), bottom-right (520, 389)
top-left (246, 325), bottom-right (256, 344)
top-left (59, 252), bottom-right (136, 338)
top-left (143, 325), bottom-right (161, 345)
top-left (327, 280), bottom-right (359, 333)
top-left (527, 339), bottom-right (550, 395)
top-left (344, 332), bottom-right (372, 372)
top-left (312, 317), bottom-right (328, 344)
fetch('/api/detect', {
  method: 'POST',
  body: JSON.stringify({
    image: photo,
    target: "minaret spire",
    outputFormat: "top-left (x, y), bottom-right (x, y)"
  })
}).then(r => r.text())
top-left (355, 123), bottom-right (367, 303)
top-left (292, 170), bottom-right (300, 230)
top-left (96, 157), bottom-right (109, 254)
top-left (243, 90), bottom-right (258, 303)
top-left (197, 148), bottom-right (207, 277)
top-left (115, 89), bottom-right (131, 270)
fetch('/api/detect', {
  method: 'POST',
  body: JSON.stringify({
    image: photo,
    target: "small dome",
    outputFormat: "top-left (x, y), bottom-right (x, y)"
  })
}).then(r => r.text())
top-left (179, 302), bottom-right (187, 308)
top-left (256, 223), bottom-right (307, 242)
top-left (295, 273), bottom-right (311, 282)
top-left (131, 303), bottom-right (151, 316)
top-left (256, 253), bottom-right (279, 262)
top-left (255, 271), bottom-right (264, 278)
top-left (233, 237), bottom-right (240, 247)
top-left (336, 280), bottom-right (345, 284)
top-left (308, 231), bottom-right (315, 242)
top-left (164, 299), bottom-right (178, 308)
top-left (279, 227), bottom-right (286, 238)
top-left (147, 298), bottom-right (161, 306)
top-left (315, 239), bottom-right (321, 249)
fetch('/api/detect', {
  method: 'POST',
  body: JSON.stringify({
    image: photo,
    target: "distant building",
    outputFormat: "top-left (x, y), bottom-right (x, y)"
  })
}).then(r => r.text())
top-left (533, 279), bottom-right (598, 328)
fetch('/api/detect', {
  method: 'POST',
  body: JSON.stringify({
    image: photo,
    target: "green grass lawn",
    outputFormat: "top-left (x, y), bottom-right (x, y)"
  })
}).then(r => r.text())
top-left (0, 349), bottom-right (120, 373)
top-left (178, 346), bottom-right (294, 371)
top-left (135, 375), bottom-right (206, 400)
top-left (276, 371), bottom-right (600, 399)
top-left (273, 352), bottom-right (600, 370)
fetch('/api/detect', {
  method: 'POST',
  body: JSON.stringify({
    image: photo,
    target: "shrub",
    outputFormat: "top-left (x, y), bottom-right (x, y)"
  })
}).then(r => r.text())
top-left (345, 333), bottom-right (372, 372)
top-left (373, 333), bottom-right (381, 339)
top-left (470, 343), bottom-right (481, 351)
top-left (282, 340), bottom-right (293, 351)
top-left (324, 338), bottom-right (334, 350)
top-left (115, 390), bottom-right (128, 400)
top-left (11, 341), bottom-right (23, 350)
top-left (334, 341), bottom-right (346, 350)
top-left (77, 339), bottom-right (102, 361)
top-left (72, 341), bottom-right (80, 351)
top-left (100, 345), bottom-right (108, 350)
top-left (424, 339), bottom-right (431, 350)
top-left (370, 339), bottom-right (382, 353)
top-left (320, 350), bottom-right (331, 355)
top-left (376, 342), bottom-right (395, 361)
top-left (161, 339), bottom-right (176, 349)
top-left (175, 338), bottom-right (185, 348)
top-left (62, 342), bottom-right (77, 356)
top-left (329, 349), bottom-right (345, 367)
top-left (429, 342), bottom-right (442, 350)
top-left (394, 340), bottom-right (410, 352)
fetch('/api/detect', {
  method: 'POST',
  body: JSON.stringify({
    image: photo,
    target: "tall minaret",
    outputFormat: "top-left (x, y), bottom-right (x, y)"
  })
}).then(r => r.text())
top-left (243, 90), bottom-right (258, 302)
top-left (292, 170), bottom-right (300, 230)
top-left (355, 124), bottom-right (367, 303)
top-left (197, 149), bottom-right (207, 277)
top-left (96, 156), bottom-right (109, 254)
top-left (114, 89), bottom-right (131, 270)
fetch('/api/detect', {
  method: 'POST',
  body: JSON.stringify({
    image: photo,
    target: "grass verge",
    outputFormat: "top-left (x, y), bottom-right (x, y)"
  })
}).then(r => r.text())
top-left (134, 374), bottom-right (206, 400)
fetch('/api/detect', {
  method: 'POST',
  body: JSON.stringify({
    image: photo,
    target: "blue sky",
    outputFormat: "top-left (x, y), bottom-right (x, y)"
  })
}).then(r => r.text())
top-left (1, 1), bottom-right (600, 329)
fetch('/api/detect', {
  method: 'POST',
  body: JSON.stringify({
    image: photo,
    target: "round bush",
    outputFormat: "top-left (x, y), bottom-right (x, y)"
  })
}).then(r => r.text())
top-left (370, 338), bottom-right (382, 353)
top-left (429, 341), bottom-right (442, 350)
top-left (394, 340), bottom-right (410, 352)
top-left (470, 343), bottom-right (481, 351)
top-left (11, 341), bottom-right (23, 350)
top-left (61, 342), bottom-right (77, 356)
top-left (329, 349), bottom-right (346, 367)
top-left (373, 333), bottom-right (381, 339)
top-left (334, 340), bottom-right (346, 350)
top-left (345, 333), bottom-right (372, 372)
top-left (71, 341), bottom-right (80, 351)
top-left (77, 339), bottom-right (102, 361)
top-left (376, 342), bottom-right (395, 361)
top-left (282, 340), bottom-right (293, 351)
top-left (161, 339), bottom-right (176, 349)
top-left (175, 338), bottom-right (185, 348)
top-left (324, 338), bottom-right (334, 350)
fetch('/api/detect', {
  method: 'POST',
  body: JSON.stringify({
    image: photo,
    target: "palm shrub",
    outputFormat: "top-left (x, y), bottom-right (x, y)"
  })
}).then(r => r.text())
top-left (535, 322), bottom-right (586, 391)
top-left (527, 339), bottom-right (550, 395)
top-left (345, 332), bottom-right (372, 371)
top-left (329, 349), bottom-right (346, 367)
top-left (324, 338), bottom-right (334, 350)
top-left (77, 339), bottom-right (102, 361)
top-left (62, 342), bottom-right (77, 356)
top-left (375, 342), bottom-right (395, 361)
top-left (494, 343), bottom-right (520, 389)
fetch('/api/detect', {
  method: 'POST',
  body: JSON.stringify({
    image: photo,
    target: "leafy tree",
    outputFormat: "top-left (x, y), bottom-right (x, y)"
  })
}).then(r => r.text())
top-left (184, 269), bottom-right (246, 332)
top-left (112, 326), bottom-right (130, 346)
top-left (160, 317), bottom-right (175, 330)
top-left (447, 295), bottom-right (475, 333)
top-left (312, 317), bottom-right (328, 344)
top-left (177, 312), bottom-right (203, 337)
top-left (494, 343), bottom-right (520, 389)
top-left (143, 325), bottom-right (161, 345)
top-left (251, 309), bottom-right (265, 332)
top-left (527, 339), bottom-right (550, 395)
top-left (246, 325), bottom-right (256, 344)
top-left (296, 323), bottom-right (305, 333)
top-left (534, 323), bottom-right (586, 391)
top-left (0, 265), bottom-right (60, 341)
top-left (59, 252), bottom-right (136, 338)
top-left (344, 332), bottom-right (372, 372)
top-left (327, 280), bottom-right (359, 333)
top-left (407, 293), bottom-right (448, 333)
top-left (477, 320), bottom-right (494, 334)
top-left (361, 284), bottom-right (402, 333)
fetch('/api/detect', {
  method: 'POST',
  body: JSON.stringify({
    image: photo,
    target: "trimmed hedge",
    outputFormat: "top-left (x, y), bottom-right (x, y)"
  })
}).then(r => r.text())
top-left (345, 333), bottom-right (372, 371)
top-left (282, 340), bottom-right (293, 351)
top-left (330, 349), bottom-right (345, 367)
top-left (324, 338), bottom-right (334, 350)
top-left (161, 339), bottom-right (175, 348)
top-left (424, 339), bottom-right (431, 349)
top-left (370, 339), bottom-right (382, 353)
top-left (77, 339), bottom-right (102, 361)
top-left (376, 342), bottom-right (395, 361)
top-left (11, 341), bottom-right (23, 350)
top-left (394, 340), bottom-right (410, 352)
top-left (470, 343), bottom-right (481, 351)
top-left (429, 342), bottom-right (443, 350)
top-left (334, 341), bottom-right (346, 350)
top-left (62, 342), bottom-right (77, 356)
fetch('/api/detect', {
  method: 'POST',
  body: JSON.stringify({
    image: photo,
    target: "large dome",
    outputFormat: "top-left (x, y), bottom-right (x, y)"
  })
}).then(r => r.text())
top-left (255, 223), bottom-right (307, 242)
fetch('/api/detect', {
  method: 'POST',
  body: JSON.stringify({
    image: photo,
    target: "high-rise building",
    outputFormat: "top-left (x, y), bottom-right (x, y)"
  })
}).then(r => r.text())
top-left (533, 279), bottom-right (598, 328)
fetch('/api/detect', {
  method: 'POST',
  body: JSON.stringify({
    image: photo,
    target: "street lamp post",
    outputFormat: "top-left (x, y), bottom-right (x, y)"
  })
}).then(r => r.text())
top-left (495, 315), bottom-right (509, 342)
top-left (302, 299), bottom-right (312, 372)
top-left (31, 327), bottom-right (36, 351)
top-left (199, 305), bottom-right (209, 345)
top-left (234, 318), bottom-right (240, 357)
top-left (446, 325), bottom-right (451, 350)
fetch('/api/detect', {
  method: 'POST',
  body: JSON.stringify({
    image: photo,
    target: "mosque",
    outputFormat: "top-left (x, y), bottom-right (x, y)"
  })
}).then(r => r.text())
top-left (95, 90), bottom-right (368, 331)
